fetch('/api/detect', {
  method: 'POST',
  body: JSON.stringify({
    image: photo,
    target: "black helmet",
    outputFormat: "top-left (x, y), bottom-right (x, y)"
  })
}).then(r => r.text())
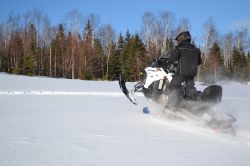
top-left (175, 31), bottom-right (191, 42)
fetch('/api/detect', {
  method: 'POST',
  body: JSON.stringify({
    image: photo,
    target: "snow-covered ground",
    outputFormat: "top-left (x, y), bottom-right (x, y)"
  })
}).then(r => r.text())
top-left (0, 73), bottom-right (250, 166)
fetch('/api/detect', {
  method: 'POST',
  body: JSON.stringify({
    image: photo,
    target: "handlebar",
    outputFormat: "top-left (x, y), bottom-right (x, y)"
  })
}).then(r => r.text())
top-left (151, 58), bottom-right (178, 73)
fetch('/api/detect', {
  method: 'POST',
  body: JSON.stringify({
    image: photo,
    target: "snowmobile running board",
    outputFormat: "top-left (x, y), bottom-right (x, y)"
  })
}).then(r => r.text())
top-left (119, 75), bottom-right (138, 105)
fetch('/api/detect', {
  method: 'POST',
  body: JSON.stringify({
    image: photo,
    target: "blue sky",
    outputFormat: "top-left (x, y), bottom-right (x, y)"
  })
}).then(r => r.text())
top-left (1, 0), bottom-right (250, 40)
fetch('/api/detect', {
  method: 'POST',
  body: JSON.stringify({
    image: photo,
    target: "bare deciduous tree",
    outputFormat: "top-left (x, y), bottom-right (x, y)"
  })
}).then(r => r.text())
top-left (97, 24), bottom-right (115, 79)
top-left (222, 32), bottom-right (233, 68)
top-left (87, 14), bottom-right (100, 46)
top-left (141, 12), bottom-right (155, 51)
top-left (43, 16), bottom-right (56, 76)
top-left (159, 11), bottom-right (174, 54)
top-left (235, 28), bottom-right (248, 50)
top-left (202, 17), bottom-right (218, 62)
top-left (65, 9), bottom-right (83, 79)
top-left (176, 17), bottom-right (190, 34)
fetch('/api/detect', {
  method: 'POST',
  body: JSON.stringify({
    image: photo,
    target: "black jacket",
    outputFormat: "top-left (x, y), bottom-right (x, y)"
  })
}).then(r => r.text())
top-left (167, 41), bottom-right (202, 77)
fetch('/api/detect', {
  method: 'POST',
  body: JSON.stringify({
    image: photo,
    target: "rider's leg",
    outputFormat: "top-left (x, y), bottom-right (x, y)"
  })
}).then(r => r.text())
top-left (168, 75), bottom-right (185, 108)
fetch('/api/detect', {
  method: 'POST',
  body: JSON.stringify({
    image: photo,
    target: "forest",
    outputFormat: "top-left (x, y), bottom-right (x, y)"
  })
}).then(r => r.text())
top-left (0, 9), bottom-right (250, 82)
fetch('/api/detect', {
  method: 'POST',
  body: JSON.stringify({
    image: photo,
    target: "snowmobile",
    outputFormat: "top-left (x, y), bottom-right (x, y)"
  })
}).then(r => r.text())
top-left (119, 57), bottom-right (237, 135)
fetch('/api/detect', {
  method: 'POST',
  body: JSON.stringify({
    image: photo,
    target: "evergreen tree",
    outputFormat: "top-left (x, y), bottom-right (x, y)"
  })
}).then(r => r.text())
top-left (23, 53), bottom-right (35, 76)
top-left (51, 24), bottom-right (66, 77)
top-left (132, 33), bottom-right (147, 80)
top-left (122, 31), bottom-right (133, 80)
top-left (105, 42), bottom-right (116, 80)
top-left (82, 20), bottom-right (94, 80)
top-left (247, 52), bottom-right (250, 80)
top-left (117, 34), bottom-right (125, 52)
top-left (65, 32), bottom-right (73, 78)
top-left (122, 32), bottom-right (147, 81)
top-left (23, 24), bottom-right (37, 76)
top-left (30, 24), bottom-right (40, 75)
top-left (239, 48), bottom-right (248, 80)
top-left (230, 46), bottom-right (248, 80)
top-left (199, 42), bottom-right (224, 83)
top-left (208, 42), bottom-right (224, 82)
top-left (92, 38), bottom-right (105, 79)
top-left (166, 38), bottom-right (174, 52)
top-left (229, 46), bottom-right (239, 79)
top-left (108, 34), bottom-right (124, 80)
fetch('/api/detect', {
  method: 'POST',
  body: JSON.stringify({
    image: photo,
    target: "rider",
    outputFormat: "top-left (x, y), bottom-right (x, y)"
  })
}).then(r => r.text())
top-left (163, 31), bottom-right (202, 108)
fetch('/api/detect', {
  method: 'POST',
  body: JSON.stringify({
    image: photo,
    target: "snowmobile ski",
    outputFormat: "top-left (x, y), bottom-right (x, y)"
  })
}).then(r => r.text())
top-left (119, 75), bottom-right (138, 105)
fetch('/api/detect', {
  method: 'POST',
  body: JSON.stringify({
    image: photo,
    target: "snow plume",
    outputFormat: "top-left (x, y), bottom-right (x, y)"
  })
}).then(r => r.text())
top-left (146, 82), bottom-right (250, 137)
top-left (199, 70), bottom-right (230, 85)
top-left (145, 101), bottom-right (216, 136)
top-left (221, 82), bottom-right (250, 131)
top-left (137, 80), bottom-right (250, 140)
top-left (200, 82), bottom-right (250, 140)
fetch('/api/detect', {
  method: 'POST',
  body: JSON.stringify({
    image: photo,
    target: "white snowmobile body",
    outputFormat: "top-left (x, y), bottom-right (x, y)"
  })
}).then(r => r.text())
top-left (144, 67), bottom-right (172, 89)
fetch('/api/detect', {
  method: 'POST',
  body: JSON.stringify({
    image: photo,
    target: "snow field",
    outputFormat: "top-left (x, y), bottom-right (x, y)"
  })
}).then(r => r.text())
top-left (0, 73), bottom-right (250, 166)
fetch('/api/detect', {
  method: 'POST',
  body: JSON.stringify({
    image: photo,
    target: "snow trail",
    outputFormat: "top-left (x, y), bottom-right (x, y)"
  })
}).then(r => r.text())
top-left (0, 91), bottom-right (124, 96)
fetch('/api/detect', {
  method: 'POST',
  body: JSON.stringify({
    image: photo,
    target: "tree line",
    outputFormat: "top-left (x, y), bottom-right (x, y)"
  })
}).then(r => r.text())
top-left (0, 9), bottom-right (250, 82)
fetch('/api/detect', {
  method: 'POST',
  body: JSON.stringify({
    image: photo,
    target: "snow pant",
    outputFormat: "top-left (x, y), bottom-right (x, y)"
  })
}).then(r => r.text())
top-left (168, 75), bottom-right (196, 107)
